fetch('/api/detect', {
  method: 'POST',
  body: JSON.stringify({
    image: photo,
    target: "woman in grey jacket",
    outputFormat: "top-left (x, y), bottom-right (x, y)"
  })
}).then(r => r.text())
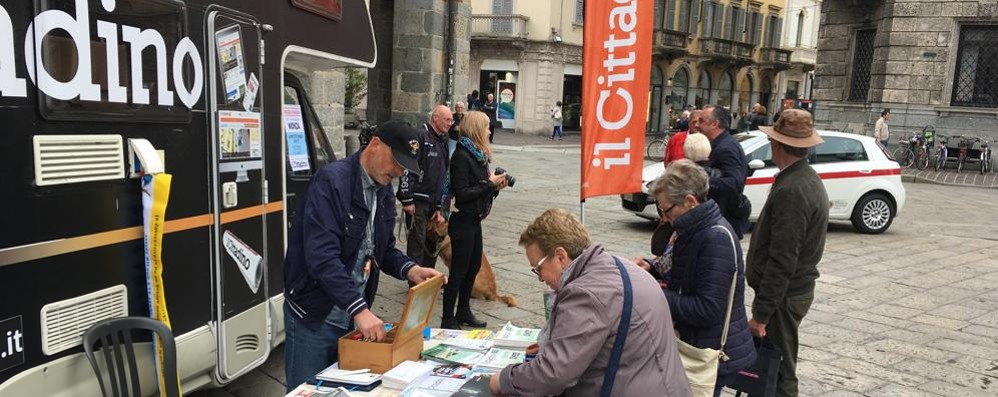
top-left (490, 208), bottom-right (692, 397)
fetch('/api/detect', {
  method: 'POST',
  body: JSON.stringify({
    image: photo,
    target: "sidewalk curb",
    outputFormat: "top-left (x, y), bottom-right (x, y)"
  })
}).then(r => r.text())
top-left (493, 144), bottom-right (582, 155)
top-left (902, 170), bottom-right (998, 189)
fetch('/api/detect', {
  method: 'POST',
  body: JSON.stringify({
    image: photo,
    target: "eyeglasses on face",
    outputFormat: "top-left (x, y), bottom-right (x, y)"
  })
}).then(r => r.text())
top-left (530, 255), bottom-right (549, 277)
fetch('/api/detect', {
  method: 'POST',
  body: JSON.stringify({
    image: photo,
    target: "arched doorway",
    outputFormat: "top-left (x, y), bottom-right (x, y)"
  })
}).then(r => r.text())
top-left (718, 71), bottom-right (734, 109)
top-left (671, 67), bottom-right (690, 112)
top-left (739, 74), bottom-right (754, 117)
top-left (696, 70), bottom-right (711, 108)
top-left (760, 76), bottom-right (773, 115)
top-left (648, 65), bottom-right (664, 133)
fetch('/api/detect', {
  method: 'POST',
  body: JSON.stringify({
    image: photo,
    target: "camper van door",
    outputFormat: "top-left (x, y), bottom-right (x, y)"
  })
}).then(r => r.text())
top-left (206, 7), bottom-right (270, 381)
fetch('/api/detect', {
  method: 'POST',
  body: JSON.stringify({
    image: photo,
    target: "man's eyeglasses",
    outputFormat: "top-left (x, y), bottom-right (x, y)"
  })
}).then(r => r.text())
top-left (530, 255), bottom-right (549, 277)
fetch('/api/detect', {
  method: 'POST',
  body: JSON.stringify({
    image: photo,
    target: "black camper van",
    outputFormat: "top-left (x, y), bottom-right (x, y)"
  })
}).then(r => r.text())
top-left (0, 0), bottom-right (376, 394)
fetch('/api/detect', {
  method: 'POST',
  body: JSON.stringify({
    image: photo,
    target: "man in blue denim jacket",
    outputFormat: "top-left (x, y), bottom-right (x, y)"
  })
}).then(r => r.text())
top-left (282, 121), bottom-right (443, 391)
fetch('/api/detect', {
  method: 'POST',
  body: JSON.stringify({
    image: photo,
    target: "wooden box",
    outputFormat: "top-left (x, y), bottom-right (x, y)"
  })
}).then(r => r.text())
top-left (338, 274), bottom-right (444, 374)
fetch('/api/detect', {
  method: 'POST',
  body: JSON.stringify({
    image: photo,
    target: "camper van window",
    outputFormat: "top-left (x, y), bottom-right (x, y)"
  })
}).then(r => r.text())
top-left (37, 0), bottom-right (192, 123)
top-left (284, 85), bottom-right (335, 178)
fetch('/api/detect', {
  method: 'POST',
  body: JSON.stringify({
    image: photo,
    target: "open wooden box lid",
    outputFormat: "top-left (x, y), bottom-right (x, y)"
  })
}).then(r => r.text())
top-left (392, 274), bottom-right (444, 345)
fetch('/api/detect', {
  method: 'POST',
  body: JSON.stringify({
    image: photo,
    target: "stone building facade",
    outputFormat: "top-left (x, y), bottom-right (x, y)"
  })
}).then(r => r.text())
top-left (367, 0), bottom-right (473, 126)
top-left (467, 0), bottom-right (585, 135)
top-left (651, 0), bottom-right (794, 134)
top-left (814, 0), bottom-right (998, 139)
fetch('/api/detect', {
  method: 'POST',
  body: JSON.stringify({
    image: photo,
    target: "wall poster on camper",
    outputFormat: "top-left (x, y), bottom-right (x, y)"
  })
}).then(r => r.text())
top-left (282, 104), bottom-right (311, 172)
top-left (219, 111), bottom-right (262, 159)
top-left (216, 24), bottom-right (248, 103)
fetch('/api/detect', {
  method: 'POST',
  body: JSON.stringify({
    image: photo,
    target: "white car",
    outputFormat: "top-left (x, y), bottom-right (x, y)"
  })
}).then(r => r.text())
top-left (621, 131), bottom-right (907, 234)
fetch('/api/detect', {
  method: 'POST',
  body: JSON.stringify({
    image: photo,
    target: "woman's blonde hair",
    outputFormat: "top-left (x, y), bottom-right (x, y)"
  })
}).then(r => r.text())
top-left (519, 208), bottom-right (591, 258)
top-left (459, 111), bottom-right (493, 160)
top-left (683, 133), bottom-right (712, 163)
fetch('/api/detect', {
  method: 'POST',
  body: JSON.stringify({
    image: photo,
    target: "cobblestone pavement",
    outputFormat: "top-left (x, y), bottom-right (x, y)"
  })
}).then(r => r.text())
top-left (194, 142), bottom-right (998, 397)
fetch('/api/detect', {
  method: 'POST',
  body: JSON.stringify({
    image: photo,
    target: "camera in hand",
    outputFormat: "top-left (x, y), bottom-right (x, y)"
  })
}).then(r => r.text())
top-left (494, 167), bottom-right (516, 187)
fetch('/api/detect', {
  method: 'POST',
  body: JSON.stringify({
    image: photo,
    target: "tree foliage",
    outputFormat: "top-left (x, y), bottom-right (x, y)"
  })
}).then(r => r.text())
top-left (344, 68), bottom-right (367, 110)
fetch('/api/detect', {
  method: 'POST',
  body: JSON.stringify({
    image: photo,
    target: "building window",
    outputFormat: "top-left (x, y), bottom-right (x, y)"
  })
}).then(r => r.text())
top-left (696, 70), bottom-right (711, 107)
top-left (575, 0), bottom-right (584, 24)
top-left (952, 25), bottom-right (998, 108)
top-left (748, 10), bottom-right (763, 45)
top-left (796, 10), bottom-right (805, 47)
top-left (678, 0), bottom-right (701, 34)
top-left (786, 80), bottom-right (800, 99)
top-left (848, 29), bottom-right (876, 102)
top-left (765, 14), bottom-right (782, 48)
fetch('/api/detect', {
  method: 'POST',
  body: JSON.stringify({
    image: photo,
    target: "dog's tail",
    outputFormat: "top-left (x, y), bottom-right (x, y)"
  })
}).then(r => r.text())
top-left (498, 295), bottom-right (518, 307)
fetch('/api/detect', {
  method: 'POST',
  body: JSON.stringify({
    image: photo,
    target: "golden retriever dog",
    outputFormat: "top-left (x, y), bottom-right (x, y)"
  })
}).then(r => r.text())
top-left (427, 221), bottom-right (518, 307)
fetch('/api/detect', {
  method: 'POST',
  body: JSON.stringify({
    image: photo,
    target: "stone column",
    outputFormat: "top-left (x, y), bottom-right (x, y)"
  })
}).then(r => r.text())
top-left (309, 70), bottom-right (347, 156)
top-left (390, 0), bottom-right (471, 125)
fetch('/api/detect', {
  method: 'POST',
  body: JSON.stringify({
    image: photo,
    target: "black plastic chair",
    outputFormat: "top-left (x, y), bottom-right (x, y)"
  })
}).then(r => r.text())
top-left (82, 317), bottom-right (180, 397)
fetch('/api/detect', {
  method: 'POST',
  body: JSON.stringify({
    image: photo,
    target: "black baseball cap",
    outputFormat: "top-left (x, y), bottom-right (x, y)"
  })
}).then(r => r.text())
top-left (373, 120), bottom-right (422, 178)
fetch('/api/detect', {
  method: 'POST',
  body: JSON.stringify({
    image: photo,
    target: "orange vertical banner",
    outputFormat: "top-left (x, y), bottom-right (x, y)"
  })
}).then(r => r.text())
top-left (581, 0), bottom-right (653, 200)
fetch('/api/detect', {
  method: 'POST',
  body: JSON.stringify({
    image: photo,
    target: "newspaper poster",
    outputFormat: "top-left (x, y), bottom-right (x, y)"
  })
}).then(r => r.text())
top-left (282, 104), bottom-right (311, 171)
top-left (243, 73), bottom-right (259, 112)
top-left (216, 25), bottom-right (247, 103)
top-left (219, 111), bottom-right (261, 159)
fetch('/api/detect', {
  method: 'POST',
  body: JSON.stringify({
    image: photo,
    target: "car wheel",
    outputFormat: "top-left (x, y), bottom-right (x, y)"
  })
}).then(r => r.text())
top-left (851, 193), bottom-right (895, 234)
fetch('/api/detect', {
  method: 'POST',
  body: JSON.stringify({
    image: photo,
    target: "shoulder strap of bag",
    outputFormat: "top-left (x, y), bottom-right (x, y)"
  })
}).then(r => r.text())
top-left (601, 256), bottom-right (633, 397)
top-left (713, 225), bottom-right (739, 355)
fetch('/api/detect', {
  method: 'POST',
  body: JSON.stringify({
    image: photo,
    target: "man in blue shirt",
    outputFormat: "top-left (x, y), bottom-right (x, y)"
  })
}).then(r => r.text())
top-left (282, 121), bottom-right (443, 391)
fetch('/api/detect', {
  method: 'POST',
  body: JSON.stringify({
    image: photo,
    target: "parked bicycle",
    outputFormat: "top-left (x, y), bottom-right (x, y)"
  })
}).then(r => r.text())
top-left (892, 132), bottom-right (925, 169)
top-left (645, 129), bottom-right (670, 162)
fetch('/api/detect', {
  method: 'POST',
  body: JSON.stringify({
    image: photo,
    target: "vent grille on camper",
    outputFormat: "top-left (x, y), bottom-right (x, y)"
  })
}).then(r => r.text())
top-left (235, 334), bottom-right (260, 353)
top-left (40, 285), bottom-right (128, 356)
top-left (33, 135), bottom-right (125, 186)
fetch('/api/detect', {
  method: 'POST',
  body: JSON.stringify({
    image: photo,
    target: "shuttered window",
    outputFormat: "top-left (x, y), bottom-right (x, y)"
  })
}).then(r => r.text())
top-left (666, 0), bottom-right (677, 30)
top-left (734, 8), bottom-right (746, 42)
top-left (575, 0), bottom-right (584, 24)
top-left (750, 11), bottom-right (763, 45)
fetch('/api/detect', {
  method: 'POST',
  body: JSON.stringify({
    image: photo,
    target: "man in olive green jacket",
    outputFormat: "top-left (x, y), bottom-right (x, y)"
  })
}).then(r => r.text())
top-left (746, 110), bottom-right (829, 397)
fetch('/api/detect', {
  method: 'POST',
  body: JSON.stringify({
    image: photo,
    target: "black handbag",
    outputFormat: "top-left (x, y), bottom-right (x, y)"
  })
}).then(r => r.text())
top-left (730, 338), bottom-right (782, 397)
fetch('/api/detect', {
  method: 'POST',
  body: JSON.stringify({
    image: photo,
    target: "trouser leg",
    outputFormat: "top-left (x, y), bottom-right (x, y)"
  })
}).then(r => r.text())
top-left (283, 303), bottom-right (347, 392)
top-left (768, 295), bottom-right (813, 397)
top-left (457, 219), bottom-right (483, 312)
top-left (443, 213), bottom-right (475, 319)
top-left (405, 202), bottom-right (430, 266)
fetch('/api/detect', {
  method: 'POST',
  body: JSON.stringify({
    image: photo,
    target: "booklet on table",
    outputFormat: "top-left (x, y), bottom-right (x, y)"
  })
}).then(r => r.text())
top-left (421, 344), bottom-right (486, 366)
top-left (475, 347), bottom-right (527, 370)
top-left (493, 322), bottom-right (540, 348)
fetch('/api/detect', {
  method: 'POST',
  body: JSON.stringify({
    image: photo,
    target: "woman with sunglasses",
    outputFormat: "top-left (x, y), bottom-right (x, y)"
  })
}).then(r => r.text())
top-left (650, 159), bottom-right (756, 396)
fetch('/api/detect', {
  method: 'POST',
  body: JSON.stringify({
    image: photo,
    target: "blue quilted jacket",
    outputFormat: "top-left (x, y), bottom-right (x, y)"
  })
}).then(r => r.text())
top-left (664, 200), bottom-right (756, 383)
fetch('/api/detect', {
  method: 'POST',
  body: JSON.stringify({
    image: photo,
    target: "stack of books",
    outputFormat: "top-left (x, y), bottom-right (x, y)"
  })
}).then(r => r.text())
top-left (434, 328), bottom-right (495, 350)
top-left (421, 344), bottom-right (486, 366)
top-left (382, 360), bottom-right (435, 390)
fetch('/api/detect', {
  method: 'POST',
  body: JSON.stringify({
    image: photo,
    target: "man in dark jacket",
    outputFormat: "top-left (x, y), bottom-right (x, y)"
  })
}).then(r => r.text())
top-left (482, 93), bottom-right (498, 142)
top-left (699, 105), bottom-right (750, 238)
top-left (282, 121), bottom-right (442, 391)
top-left (398, 105), bottom-right (453, 271)
top-left (747, 110), bottom-right (828, 397)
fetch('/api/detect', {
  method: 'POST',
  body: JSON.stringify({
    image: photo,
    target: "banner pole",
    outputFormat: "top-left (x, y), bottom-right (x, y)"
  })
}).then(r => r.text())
top-left (580, 200), bottom-right (586, 225)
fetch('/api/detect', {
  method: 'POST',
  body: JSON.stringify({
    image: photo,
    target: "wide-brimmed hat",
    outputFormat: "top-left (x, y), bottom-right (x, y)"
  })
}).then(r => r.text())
top-left (374, 120), bottom-right (423, 178)
top-left (759, 109), bottom-right (824, 148)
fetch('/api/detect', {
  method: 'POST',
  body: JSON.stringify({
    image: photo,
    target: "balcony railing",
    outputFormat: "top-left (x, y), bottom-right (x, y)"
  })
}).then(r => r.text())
top-left (760, 47), bottom-right (792, 64)
top-left (471, 14), bottom-right (529, 40)
top-left (700, 38), bottom-right (755, 61)
top-left (654, 29), bottom-right (689, 51)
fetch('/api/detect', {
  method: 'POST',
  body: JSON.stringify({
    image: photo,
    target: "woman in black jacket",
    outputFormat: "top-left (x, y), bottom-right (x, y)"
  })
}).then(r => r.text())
top-left (650, 159), bottom-right (756, 396)
top-left (442, 111), bottom-right (509, 329)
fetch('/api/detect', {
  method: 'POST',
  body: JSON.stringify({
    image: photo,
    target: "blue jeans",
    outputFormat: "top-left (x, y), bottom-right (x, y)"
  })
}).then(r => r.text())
top-left (284, 302), bottom-right (349, 392)
top-left (881, 139), bottom-right (890, 149)
top-left (551, 125), bottom-right (562, 139)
